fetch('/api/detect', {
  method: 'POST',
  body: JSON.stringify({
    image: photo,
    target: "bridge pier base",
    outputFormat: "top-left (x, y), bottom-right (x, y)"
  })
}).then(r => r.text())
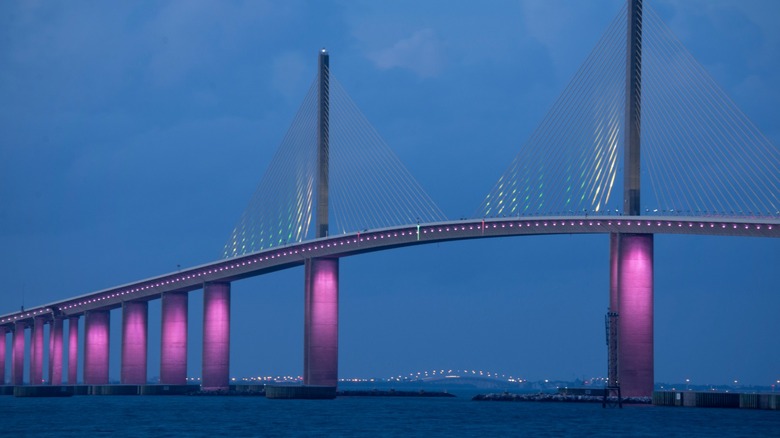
top-left (49, 317), bottom-right (63, 385)
top-left (161, 291), bottom-right (188, 385)
top-left (304, 258), bottom-right (339, 387)
top-left (84, 310), bottom-right (110, 385)
top-left (202, 282), bottom-right (230, 391)
top-left (31, 317), bottom-right (44, 385)
top-left (12, 322), bottom-right (25, 385)
top-left (121, 301), bottom-right (148, 384)
top-left (67, 316), bottom-right (79, 384)
top-left (613, 233), bottom-right (654, 398)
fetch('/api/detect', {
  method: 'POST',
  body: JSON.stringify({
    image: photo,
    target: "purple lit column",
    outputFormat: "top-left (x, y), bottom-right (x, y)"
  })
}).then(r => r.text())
top-left (49, 318), bottom-right (64, 385)
top-left (202, 283), bottom-right (230, 390)
top-left (30, 317), bottom-right (44, 385)
top-left (161, 292), bottom-right (188, 385)
top-left (617, 233), bottom-right (654, 398)
top-left (12, 322), bottom-right (25, 385)
top-left (304, 258), bottom-right (339, 387)
top-left (0, 327), bottom-right (6, 385)
top-left (84, 310), bottom-right (110, 385)
top-left (121, 301), bottom-right (148, 384)
top-left (48, 321), bottom-right (53, 384)
top-left (67, 316), bottom-right (79, 384)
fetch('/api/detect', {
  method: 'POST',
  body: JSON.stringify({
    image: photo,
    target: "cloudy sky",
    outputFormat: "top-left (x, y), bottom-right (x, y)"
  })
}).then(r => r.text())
top-left (1, 0), bottom-right (778, 386)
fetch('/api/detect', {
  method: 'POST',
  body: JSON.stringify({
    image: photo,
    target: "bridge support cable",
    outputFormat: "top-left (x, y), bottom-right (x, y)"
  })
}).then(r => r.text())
top-left (478, 1), bottom-right (780, 220)
top-left (641, 6), bottom-right (780, 218)
top-left (478, 4), bottom-right (628, 218)
top-left (223, 78), bottom-right (320, 258)
top-left (224, 51), bottom-right (446, 259)
top-left (329, 77), bottom-right (447, 234)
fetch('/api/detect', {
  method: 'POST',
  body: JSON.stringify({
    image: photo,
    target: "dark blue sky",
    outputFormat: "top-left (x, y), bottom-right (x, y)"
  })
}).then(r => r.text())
top-left (1, 0), bottom-right (778, 386)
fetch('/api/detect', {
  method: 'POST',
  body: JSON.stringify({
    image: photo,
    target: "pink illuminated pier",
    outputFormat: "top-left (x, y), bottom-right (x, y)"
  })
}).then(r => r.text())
top-left (616, 234), bottom-right (654, 398)
top-left (121, 301), bottom-right (148, 384)
top-left (161, 292), bottom-right (188, 385)
top-left (49, 317), bottom-right (64, 385)
top-left (84, 310), bottom-right (110, 385)
top-left (202, 283), bottom-right (230, 390)
top-left (12, 322), bottom-right (25, 385)
top-left (30, 317), bottom-right (44, 385)
top-left (2, 286), bottom-right (231, 390)
top-left (67, 316), bottom-right (79, 384)
top-left (0, 327), bottom-right (5, 385)
top-left (304, 258), bottom-right (339, 387)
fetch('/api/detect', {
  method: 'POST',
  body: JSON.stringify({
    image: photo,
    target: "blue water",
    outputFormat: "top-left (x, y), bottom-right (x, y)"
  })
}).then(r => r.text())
top-left (1, 393), bottom-right (778, 437)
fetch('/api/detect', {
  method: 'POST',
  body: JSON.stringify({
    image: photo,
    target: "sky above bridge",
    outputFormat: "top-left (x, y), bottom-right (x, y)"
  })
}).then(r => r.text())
top-left (1, 0), bottom-right (778, 386)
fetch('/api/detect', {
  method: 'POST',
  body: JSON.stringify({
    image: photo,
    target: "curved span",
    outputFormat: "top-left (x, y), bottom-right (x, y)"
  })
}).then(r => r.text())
top-left (1, 215), bottom-right (778, 326)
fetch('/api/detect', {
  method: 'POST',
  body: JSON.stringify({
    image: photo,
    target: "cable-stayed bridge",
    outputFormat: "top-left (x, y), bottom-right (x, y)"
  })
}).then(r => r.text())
top-left (1, 0), bottom-right (778, 398)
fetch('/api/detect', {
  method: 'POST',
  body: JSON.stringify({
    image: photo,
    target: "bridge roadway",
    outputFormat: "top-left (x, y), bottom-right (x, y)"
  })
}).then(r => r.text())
top-left (1, 215), bottom-right (778, 326)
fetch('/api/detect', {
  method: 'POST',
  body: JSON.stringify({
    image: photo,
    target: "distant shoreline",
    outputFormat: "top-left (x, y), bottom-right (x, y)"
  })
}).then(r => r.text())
top-left (337, 389), bottom-right (455, 398)
top-left (473, 392), bottom-right (651, 404)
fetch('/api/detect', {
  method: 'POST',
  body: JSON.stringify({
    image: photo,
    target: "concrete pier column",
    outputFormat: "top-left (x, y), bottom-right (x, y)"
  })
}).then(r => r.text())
top-left (48, 321), bottom-right (53, 384)
top-left (160, 292), bottom-right (188, 385)
top-left (49, 318), bottom-right (64, 385)
top-left (617, 233), bottom-right (654, 398)
top-left (30, 317), bottom-right (45, 385)
top-left (304, 258), bottom-right (339, 387)
top-left (12, 322), bottom-right (25, 385)
top-left (84, 310), bottom-right (110, 385)
top-left (121, 301), bottom-right (148, 384)
top-left (67, 316), bottom-right (79, 384)
top-left (0, 327), bottom-right (6, 385)
top-left (202, 282), bottom-right (230, 390)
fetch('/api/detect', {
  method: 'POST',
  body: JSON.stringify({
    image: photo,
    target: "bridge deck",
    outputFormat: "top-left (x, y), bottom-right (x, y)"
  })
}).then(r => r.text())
top-left (1, 216), bottom-right (777, 327)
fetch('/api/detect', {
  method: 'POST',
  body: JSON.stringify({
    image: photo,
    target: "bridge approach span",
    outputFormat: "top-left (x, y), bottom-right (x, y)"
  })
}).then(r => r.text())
top-left (1, 215), bottom-right (777, 327)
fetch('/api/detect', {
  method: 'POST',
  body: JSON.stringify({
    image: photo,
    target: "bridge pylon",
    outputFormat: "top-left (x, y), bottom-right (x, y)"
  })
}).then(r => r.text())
top-left (303, 49), bottom-right (339, 389)
top-left (611, 0), bottom-right (654, 400)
